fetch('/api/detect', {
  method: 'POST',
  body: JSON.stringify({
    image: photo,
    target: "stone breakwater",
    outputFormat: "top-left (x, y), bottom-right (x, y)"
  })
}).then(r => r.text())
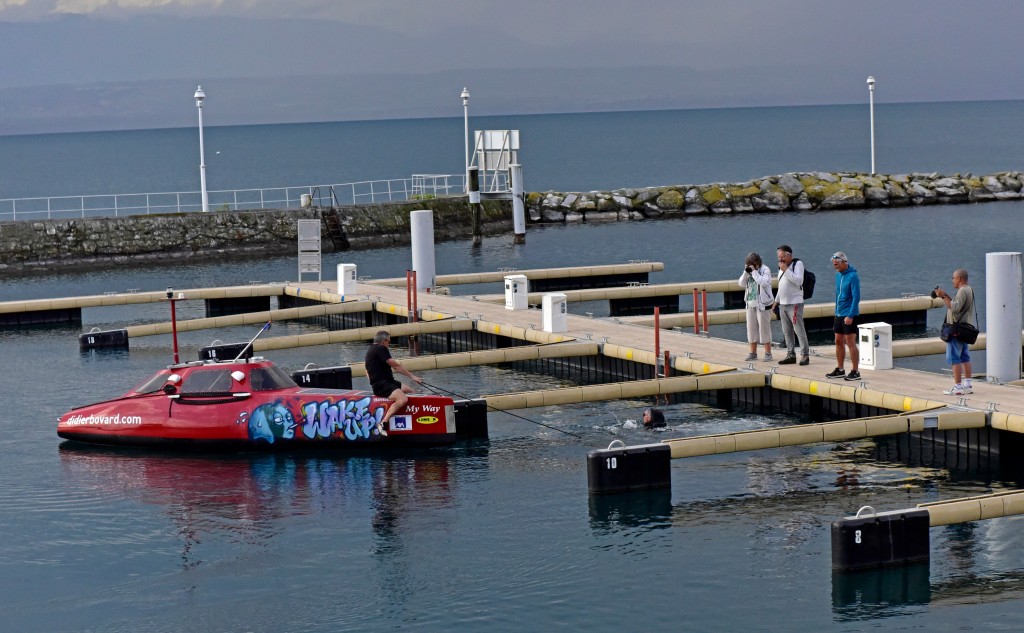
top-left (526, 171), bottom-right (1024, 221)
top-left (3, 170), bottom-right (1022, 274)
top-left (0, 198), bottom-right (509, 273)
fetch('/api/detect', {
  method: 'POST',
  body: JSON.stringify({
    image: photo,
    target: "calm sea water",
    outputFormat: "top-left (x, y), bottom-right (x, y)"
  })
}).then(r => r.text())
top-left (3, 104), bottom-right (1024, 632)
top-left (2, 100), bottom-right (1024, 199)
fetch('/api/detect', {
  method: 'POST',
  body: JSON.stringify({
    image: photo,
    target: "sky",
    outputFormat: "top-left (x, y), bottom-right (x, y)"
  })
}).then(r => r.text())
top-left (0, 0), bottom-right (1022, 134)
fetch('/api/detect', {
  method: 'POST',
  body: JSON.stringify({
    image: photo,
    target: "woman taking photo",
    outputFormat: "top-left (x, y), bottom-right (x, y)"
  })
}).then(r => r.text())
top-left (739, 252), bottom-right (775, 361)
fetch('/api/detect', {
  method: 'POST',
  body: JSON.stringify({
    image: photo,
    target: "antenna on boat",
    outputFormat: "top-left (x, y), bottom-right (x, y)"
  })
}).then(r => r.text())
top-left (167, 288), bottom-right (180, 364)
top-left (233, 321), bottom-right (272, 362)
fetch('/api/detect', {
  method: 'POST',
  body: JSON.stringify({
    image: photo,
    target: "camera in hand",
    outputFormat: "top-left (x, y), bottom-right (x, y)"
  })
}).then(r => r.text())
top-left (745, 266), bottom-right (753, 273)
top-left (930, 286), bottom-right (939, 299)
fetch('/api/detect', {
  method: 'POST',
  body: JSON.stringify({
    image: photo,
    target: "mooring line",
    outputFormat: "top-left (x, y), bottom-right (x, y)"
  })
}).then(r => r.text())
top-left (419, 380), bottom-right (583, 439)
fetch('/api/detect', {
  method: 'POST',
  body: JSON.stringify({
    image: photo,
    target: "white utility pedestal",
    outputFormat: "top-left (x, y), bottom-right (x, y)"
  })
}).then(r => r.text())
top-left (504, 274), bottom-right (528, 310)
top-left (858, 322), bottom-right (893, 370)
top-left (542, 293), bottom-right (568, 332)
top-left (337, 263), bottom-right (357, 298)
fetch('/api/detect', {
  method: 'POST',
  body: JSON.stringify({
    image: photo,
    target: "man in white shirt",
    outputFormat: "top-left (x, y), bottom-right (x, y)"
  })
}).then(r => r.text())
top-left (773, 244), bottom-right (810, 366)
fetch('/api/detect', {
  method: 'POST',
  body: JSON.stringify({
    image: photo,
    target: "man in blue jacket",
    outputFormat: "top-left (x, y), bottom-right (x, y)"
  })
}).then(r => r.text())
top-left (825, 252), bottom-right (861, 381)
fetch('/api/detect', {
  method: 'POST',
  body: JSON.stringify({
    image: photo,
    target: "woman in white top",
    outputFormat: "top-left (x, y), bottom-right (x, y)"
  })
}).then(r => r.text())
top-left (738, 252), bottom-right (775, 361)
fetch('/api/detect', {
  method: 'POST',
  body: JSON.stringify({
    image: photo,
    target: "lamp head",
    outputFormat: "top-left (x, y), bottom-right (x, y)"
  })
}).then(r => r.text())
top-left (461, 87), bottom-right (470, 105)
top-left (866, 76), bottom-right (875, 89)
top-left (194, 85), bottom-right (206, 106)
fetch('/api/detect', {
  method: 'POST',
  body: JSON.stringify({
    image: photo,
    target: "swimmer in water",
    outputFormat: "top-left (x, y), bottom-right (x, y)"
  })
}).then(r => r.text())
top-left (642, 408), bottom-right (666, 429)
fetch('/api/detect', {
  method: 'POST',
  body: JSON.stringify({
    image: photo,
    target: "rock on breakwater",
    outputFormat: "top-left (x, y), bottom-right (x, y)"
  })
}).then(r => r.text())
top-left (526, 171), bottom-right (1024, 222)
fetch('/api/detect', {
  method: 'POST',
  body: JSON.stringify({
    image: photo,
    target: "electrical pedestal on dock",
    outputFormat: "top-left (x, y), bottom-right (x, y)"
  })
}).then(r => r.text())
top-left (859, 322), bottom-right (893, 370)
top-left (337, 263), bottom-right (357, 299)
top-left (505, 274), bottom-right (528, 310)
top-left (542, 293), bottom-right (568, 332)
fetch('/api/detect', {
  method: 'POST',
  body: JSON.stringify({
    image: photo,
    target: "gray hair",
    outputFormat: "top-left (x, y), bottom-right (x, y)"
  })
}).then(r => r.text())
top-left (373, 330), bottom-right (391, 344)
top-left (954, 268), bottom-right (969, 282)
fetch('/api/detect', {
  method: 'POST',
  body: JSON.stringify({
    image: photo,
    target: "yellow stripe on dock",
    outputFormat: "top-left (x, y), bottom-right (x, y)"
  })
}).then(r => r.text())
top-left (661, 409), bottom-right (986, 459)
top-left (0, 284), bottom-right (286, 314)
top-left (251, 319), bottom-right (475, 351)
top-left (920, 490), bottom-right (1024, 526)
top-left (125, 301), bottom-right (373, 337)
top-left (373, 262), bottom-right (666, 286)
top-left (481, 372), bottom-right (765, 411)
top-left (346, 341), bottom-right (600, 376)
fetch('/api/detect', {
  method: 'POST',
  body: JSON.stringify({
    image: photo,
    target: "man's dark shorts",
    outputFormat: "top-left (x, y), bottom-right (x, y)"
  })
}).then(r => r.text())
top-left (833, 315), bottom-right (859, 335)
top-left (372, 379), bottom-right (403, 398)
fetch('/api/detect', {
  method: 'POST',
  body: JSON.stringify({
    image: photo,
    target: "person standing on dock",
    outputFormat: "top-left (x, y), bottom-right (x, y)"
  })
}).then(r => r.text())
top-left (773, 245), bottom-right (810, 366)
top-left (934, 270), bottom-right (976, 396)
top-left (739, 252), bottom-right (775, 361)
top-left (825, 252), bottom-right (861, 381)
top-left (364, 330), bottom-right (423, 437)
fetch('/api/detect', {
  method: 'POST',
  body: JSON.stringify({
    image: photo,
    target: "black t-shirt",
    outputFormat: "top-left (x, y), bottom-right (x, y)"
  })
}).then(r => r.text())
top-left (364, 344), bottom-right (395, 390)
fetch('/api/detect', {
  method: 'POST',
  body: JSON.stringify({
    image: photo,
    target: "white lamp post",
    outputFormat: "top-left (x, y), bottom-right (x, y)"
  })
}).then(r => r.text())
top-left (866, 75), bottom-right (876, 175)
top-left (194, 85), bottom-right (209, 212)
top-left (461, 87), bottom-right (470, 194)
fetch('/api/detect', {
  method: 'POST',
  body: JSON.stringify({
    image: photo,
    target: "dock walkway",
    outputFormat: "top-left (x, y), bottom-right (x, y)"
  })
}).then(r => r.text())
top-left (296, 278), bottom-right (1024, 434)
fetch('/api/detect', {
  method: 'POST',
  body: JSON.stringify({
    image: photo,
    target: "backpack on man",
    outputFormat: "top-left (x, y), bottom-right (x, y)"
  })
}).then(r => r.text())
top-left (790, 258), bottom-right (816, 300)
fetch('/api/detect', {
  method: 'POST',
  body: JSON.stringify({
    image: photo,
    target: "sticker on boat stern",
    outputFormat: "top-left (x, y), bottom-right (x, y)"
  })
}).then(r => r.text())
top-left (391, 415), bottom-right (412, 431)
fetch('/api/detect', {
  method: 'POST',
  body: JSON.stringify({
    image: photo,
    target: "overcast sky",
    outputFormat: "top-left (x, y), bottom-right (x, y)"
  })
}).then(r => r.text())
top-left (0, 0), bottom-right (1022, 133)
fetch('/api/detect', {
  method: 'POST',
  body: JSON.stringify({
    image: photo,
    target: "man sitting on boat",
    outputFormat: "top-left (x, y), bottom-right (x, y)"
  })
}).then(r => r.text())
top-left (364, 330), bottom-right (423, 437)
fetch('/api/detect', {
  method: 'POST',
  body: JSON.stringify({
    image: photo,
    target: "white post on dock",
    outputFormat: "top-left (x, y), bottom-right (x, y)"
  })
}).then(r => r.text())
top-left (985, 252), bottom-right (1023, 383)
top-left (866, 76), bottom-right (876, 175)
top-left (461, 87), bottom-right (471, 194)
top-left (194, 85), bottom-right (209, 212)
top-left (410, 210), bottom-right (436, 292)
top-left (511, 163), bottom-right (526, 244)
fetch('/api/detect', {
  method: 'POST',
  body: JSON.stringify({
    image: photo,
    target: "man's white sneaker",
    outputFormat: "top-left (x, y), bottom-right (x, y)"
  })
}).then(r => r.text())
top-left (942, 385), bottom-right (965, 396)
top-left (962, 384), bottom-right (974, 394)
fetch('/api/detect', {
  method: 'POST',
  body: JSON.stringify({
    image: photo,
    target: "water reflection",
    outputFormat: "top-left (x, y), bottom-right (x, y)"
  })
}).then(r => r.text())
top-left (834, 565), bottom-right (1024, 621)
top-left (58, 443), bottom-right (477, 571)
top-left (588, 489), bottom-right (673, 531)
top-left (831, 563), bottom-right (931, 621)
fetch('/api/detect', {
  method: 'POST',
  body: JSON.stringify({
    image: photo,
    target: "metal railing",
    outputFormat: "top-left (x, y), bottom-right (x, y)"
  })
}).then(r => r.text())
top-left (0, 174), bottom-right (465, 222)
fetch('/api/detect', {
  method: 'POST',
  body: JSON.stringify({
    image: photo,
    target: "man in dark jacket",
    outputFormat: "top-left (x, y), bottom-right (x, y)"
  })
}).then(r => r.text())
top-left (364, 330), bottom-right (422, 436)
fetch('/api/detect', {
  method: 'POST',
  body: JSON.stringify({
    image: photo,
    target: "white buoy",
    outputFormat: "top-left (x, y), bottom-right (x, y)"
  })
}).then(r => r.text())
top-left (511, 163), bottom-right (526, 244)
top-left (410, 210), bottom-right (435, 291)
top-left (985, 252), bottom-right (1023, 383)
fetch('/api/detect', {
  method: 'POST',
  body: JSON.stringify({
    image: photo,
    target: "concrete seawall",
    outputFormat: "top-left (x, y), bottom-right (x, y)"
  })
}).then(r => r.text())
top-left (2, 170), bottom-right (1021, 274)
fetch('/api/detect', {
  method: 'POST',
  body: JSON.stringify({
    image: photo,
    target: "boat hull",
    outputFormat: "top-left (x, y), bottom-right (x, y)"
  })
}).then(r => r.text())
top-left (59, 389), bottom-right (459, 451)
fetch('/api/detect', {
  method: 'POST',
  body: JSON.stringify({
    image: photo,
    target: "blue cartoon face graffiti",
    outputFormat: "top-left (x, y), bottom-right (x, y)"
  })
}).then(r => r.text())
top-left (242, 402), bottom-right (297, 444)
top-left (237, 396), bottom-right (386, 444)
